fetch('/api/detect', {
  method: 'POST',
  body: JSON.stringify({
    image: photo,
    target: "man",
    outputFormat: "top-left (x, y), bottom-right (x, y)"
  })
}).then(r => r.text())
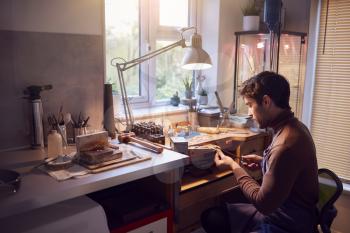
top-left (201, 71), bottom-right (319, 233)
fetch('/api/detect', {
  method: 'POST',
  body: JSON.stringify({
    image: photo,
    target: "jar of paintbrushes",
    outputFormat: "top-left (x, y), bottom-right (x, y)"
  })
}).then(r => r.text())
top-left (48, 108), bottom-right (90, 145)
top-left (47, 106), bottom-right (68, 149)
top-left (71, 112), bottom-right (90, 139)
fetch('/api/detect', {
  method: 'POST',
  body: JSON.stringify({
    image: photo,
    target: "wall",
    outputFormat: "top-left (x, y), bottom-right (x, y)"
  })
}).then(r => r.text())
top-left (0, 0), bottom-right (104, 150)
top-left (283, 0), bottom-right (311, 33)
top-left (0, 1), bottom-right (11, 30)
top-left (0, 0), bottom-right (102, 34)
top-left (199, 0), bottom-right (242, 108)
top-left (199, 0), bottom-right (220, 106)
top-left (216, 0), bottom-right (243, 108)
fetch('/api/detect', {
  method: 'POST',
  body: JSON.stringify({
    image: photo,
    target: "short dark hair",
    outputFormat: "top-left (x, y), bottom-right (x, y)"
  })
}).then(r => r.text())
top-left (240, 71), bottom-right (291, 110)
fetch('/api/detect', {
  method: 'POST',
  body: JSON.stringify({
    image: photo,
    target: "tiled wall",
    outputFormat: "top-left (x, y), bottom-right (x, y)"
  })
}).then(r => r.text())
top-left (0, 30), bottom-right (104, 150)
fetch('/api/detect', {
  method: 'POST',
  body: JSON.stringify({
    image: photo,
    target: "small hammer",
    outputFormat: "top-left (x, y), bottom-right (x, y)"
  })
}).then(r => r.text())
top-left (118, 132), bottom-right (163, 154)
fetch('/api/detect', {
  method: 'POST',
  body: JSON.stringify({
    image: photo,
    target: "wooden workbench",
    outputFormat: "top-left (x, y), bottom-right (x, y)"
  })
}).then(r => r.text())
top-left (0, 128), bottom-right (268, 233)
top-left (176, 128), bottom-right (268, 233)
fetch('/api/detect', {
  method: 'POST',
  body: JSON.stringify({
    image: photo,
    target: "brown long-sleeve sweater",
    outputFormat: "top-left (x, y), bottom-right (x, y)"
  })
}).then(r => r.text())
top-left (232, 111), bottom-right (319, 216)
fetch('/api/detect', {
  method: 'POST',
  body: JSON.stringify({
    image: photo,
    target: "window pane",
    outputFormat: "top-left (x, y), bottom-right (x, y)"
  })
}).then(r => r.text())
top-left (105, 0), bottom-right (140, 96)
top-left (278, 35), bottom-right (307, 118)
top-left (235, 33), bottom-right (306, 119)
top-left (159, 0), bottom-right (189, 27)
top-left (155, 40), bottom-right (192, 100)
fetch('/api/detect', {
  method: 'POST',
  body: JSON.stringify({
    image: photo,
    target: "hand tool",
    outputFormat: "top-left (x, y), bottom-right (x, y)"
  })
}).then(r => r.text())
top-left (118, 132), bottom-right (163, 154)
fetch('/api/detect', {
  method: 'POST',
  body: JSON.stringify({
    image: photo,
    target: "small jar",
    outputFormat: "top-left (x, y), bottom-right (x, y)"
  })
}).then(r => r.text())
top-left (47, 130), bottom-right (63, 158)
top-left (74, 127), bottom-right (87, 137)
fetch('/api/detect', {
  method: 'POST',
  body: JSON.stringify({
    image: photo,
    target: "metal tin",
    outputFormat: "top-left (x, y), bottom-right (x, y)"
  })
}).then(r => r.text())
top-left (170, 137), bottom-right (188, 155)
top-left (197, 108), bottom-right (221, 127)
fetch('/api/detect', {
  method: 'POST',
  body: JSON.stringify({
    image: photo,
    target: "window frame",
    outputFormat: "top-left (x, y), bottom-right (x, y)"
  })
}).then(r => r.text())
top-left (104, 0), bottom-right (197, 108)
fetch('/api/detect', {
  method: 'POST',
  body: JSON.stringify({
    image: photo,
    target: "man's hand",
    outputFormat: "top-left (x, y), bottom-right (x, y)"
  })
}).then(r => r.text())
top-left (241, 154), bottom-right (262, 170)
top-left (214, 150), bottom-right (240, 170)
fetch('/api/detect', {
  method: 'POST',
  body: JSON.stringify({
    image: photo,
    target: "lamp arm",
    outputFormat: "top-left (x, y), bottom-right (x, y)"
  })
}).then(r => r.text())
top-left (120, 39), bottom-right (186, 71)
top-left (116, 65), bottom-right (133, 131)
top-left (111, 26), bottom-right (198, 132)
top-left (113, 38), bottom-right (186, 131)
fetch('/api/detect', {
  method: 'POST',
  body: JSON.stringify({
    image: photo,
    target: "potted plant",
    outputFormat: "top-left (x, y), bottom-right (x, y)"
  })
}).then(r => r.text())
top-left (241, 0), bottom-right (261, 31)
top-left (198, 89), bottom-right (208, 105)
top-left (183, 77), bottom-right (193, 99)
top-left (170, 91), bottom-right (180, 106)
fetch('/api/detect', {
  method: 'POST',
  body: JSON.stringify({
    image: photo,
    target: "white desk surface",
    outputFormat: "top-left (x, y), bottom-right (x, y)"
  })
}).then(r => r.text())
top-left (0, 141), bottom-right (189, 219)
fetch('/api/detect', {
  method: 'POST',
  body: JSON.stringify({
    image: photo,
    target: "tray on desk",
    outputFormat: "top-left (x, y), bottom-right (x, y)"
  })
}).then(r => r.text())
top-left (78, 153), bottom-right (152, 173)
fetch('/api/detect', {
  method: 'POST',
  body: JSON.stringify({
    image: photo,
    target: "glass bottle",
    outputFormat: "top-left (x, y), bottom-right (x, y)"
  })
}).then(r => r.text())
top-left (47, 130), bottom-right (63, 158)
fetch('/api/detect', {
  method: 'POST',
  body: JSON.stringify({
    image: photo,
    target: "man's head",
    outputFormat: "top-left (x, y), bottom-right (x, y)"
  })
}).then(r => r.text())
top-left (240, 71), bottom-right (291, 128)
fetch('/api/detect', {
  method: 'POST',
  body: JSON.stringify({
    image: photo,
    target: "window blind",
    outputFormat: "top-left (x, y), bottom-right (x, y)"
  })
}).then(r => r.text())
top-left (311, 0), bottom-right (350, 181)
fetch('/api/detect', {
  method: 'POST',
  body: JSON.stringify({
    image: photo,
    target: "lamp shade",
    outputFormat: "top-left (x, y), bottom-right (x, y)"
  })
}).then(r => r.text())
top-left (181, 33), bottom-right (212, 70)
top-left (182, 47), bottom-right (212, 70)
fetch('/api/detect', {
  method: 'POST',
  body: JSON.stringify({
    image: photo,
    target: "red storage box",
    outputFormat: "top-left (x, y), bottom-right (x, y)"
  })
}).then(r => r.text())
top-left (111, 209), bottom-right (173, 233)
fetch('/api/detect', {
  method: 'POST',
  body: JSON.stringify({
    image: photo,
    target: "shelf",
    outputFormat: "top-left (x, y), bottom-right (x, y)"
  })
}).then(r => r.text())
top-left (234, 30), bottom-right (307, 37)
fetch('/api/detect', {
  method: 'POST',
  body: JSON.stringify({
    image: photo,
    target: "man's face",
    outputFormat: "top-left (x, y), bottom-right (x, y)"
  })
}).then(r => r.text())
top-left (243, 96), bottom-right (269, 129)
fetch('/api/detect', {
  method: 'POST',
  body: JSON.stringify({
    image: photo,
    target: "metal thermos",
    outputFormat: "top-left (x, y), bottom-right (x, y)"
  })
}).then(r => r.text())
top-left (30, 99), bottom-right (44, 148)
top-left (24, 85), bottom-right (52, 148)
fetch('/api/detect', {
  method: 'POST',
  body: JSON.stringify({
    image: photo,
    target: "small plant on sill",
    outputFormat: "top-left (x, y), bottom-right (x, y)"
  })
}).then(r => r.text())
top-left (182, 76), bottom-right (193, 91)
top-left (198, 89), bottom-right (208, 105)
top-left (183, 76), bottom-right (193, 99)
top-left (170, 91), bottom-right (180, 106)
top-left (198, 89), bottom-right (208, 96)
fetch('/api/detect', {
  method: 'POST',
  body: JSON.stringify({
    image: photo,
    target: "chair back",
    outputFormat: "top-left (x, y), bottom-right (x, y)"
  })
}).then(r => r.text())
top-left (317, 168), bottom-right (343, 233)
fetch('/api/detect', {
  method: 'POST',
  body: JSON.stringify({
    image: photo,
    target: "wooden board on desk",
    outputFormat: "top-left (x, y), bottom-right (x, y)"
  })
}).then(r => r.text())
top-left (188, 128), bottom-right (263, 146)
top-left (79, 152), bottom-right (136, 169)
top-left (90, 156), bottom-right (151, 173)
top-left (79, 155), bottom-right (152, 173)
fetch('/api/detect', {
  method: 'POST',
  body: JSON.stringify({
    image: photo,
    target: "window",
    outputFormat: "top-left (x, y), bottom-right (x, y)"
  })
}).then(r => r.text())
top-left (105, 0), bottom-right (194, 106)
top-left (310, 0), bottom-right (350, 181)
top-left (105, 0), bottom-right (140, 97)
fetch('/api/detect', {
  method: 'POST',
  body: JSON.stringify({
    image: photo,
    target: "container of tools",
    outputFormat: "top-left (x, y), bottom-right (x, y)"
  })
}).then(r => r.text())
top-left (197, 108), bottom-right (221, 127)
top-left (132, 121), bottom-right (165, 145)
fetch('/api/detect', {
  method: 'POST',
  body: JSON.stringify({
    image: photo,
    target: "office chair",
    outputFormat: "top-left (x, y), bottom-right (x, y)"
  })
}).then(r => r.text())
top-left (316, 168), bottom-right (343, 233)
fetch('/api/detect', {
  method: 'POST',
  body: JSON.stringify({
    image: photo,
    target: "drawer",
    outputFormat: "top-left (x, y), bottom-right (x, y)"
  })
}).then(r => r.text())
top-left (178, 174), bottom-right (237, 232)
top-left (179, 174), bottom-right (236, 210)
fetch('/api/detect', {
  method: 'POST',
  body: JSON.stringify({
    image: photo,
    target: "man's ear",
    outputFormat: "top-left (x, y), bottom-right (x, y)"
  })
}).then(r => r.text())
top-left (262, 95), bottom-right (272, 107)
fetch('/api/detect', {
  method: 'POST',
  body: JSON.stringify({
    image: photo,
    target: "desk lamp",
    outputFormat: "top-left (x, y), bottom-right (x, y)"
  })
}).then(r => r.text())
top-left (111, 27), bottom-right (212, 132)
